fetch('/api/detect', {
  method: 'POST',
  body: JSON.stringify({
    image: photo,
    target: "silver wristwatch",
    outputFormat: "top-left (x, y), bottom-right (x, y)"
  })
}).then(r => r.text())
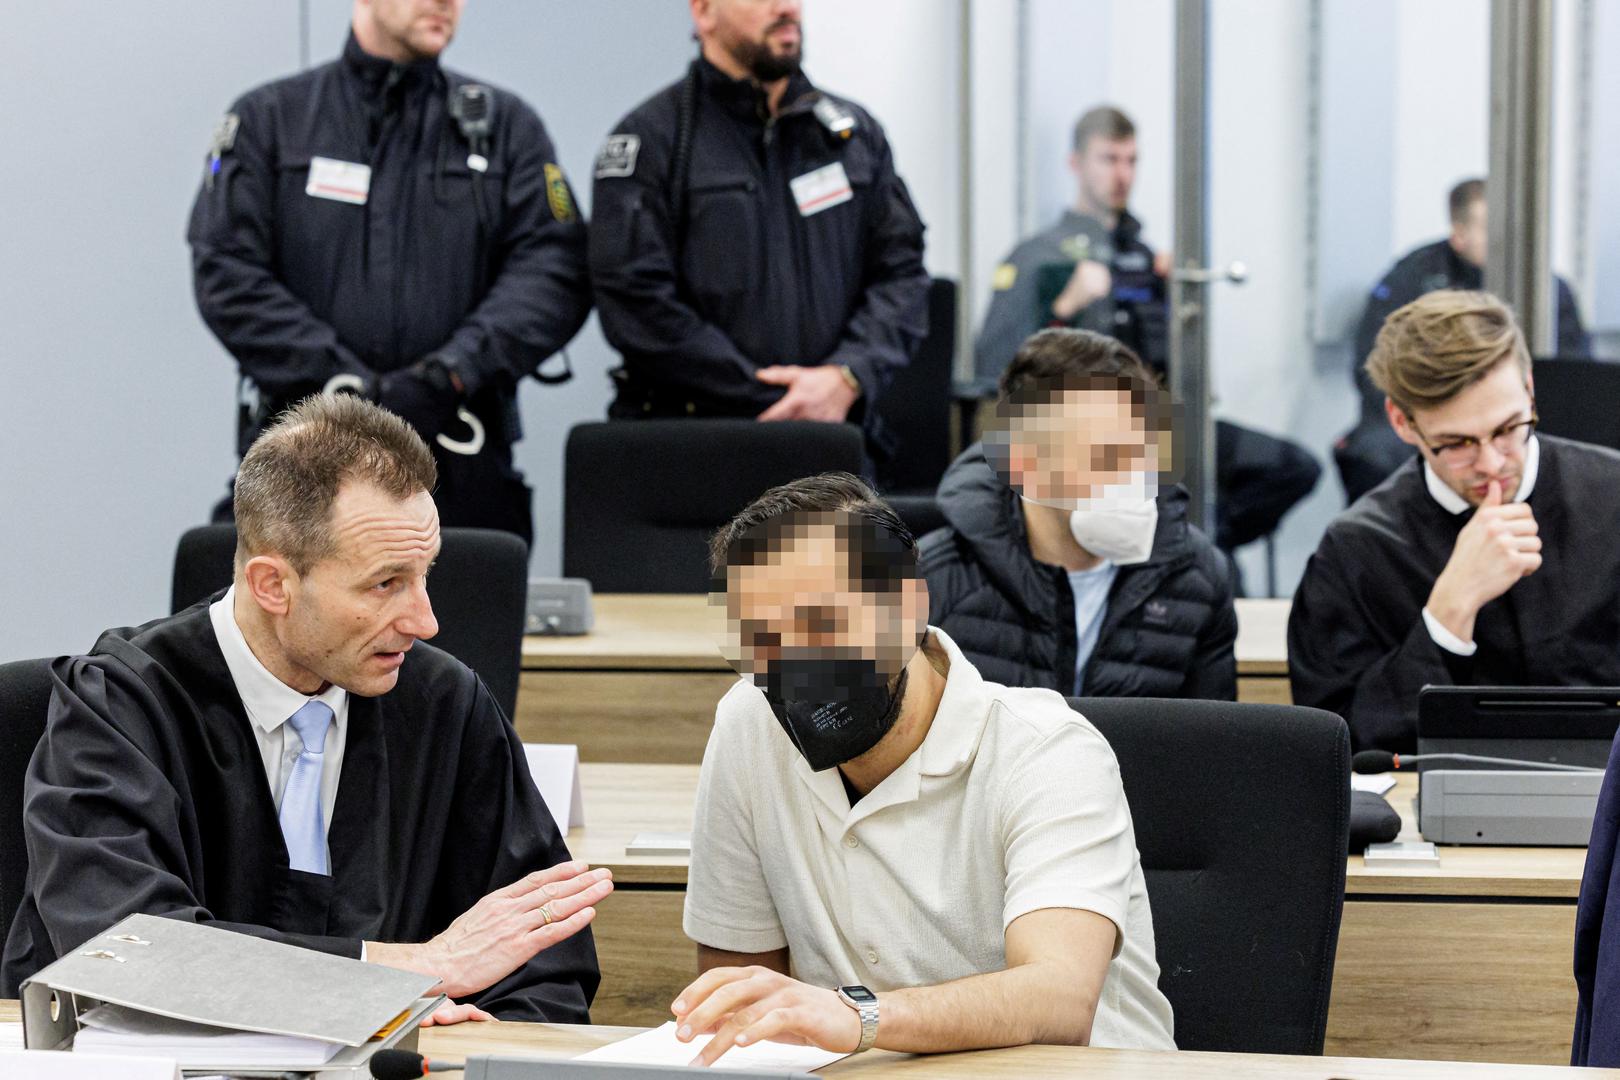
top-left (836, 984), bottom-right (879, 1053)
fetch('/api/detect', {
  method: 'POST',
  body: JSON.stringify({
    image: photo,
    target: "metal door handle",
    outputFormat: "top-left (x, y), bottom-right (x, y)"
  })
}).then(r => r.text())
top-left (1171, 260), bottom-right (1248, 284)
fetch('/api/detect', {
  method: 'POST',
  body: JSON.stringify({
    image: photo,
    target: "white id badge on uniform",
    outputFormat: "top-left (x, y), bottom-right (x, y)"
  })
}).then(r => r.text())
top-left (305, 156), bottom-right (372, 205)
top-left (790, 161), bottom-right (853, 217)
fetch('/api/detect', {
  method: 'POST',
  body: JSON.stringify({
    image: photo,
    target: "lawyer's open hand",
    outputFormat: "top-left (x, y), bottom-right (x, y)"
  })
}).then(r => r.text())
top-left (367, 861), bottom-right (612, 998)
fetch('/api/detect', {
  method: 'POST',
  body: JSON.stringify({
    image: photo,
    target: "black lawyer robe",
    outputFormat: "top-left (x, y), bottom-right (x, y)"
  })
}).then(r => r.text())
top-left (0, 600), bottom-right (599, 1020)
top-left (1287, 435), bottom-right (1620, 754)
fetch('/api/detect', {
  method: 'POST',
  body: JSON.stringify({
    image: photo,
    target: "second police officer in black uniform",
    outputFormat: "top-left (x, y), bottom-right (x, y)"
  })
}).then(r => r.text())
top-left (975, 105), bottom-right (1321, 565)
top-left (189, 1), bottom-right (590, 547)
top-left (587, 0), bottom-right (929, 466)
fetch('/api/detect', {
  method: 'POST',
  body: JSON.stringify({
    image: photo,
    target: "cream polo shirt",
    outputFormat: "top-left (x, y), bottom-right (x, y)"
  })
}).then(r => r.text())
top-left (683, 627), bottom-right (1176, 1051)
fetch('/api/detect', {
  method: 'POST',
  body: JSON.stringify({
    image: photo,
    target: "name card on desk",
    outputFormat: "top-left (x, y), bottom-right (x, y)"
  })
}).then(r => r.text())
top-left (525, 744), bottom-right (585, 830)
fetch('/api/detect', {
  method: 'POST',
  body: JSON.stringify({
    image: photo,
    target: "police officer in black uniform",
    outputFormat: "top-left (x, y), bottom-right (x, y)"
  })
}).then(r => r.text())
top-left (1336, 177), bottom-right (1592, 504)
top-left (587, 0), bottom-right (928, 463)
top-left (975, 105), bottom-right (1321, 563)
top-left (189, 0), bottom-right (590, 547)
top-left (974, 117), bottom-right (1164, 394)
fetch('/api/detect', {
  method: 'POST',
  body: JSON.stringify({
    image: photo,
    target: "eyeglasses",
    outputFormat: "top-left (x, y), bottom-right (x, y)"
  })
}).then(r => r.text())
top-left (1410, 411), bottom-right (1538, 468)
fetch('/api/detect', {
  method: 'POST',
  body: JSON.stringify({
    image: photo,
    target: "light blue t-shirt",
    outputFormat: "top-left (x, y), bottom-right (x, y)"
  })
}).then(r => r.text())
top-left (1068, 562), bottom-right (1120, 696)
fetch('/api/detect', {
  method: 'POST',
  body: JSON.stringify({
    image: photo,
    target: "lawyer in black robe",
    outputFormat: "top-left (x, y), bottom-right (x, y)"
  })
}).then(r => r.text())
top-left (0, 600), bottom-right (600, 1020)
top-left (1288, 434), bottom-right (1620, 754)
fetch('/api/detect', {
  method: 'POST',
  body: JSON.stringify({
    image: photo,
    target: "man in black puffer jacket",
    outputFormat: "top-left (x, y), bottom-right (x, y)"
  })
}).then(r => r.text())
top-left (919, 330), bottom-right (1236, 699)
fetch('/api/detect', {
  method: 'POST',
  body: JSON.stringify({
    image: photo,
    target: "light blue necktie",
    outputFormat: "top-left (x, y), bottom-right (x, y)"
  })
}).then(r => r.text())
top-left (279, 699), bottom-right (334, 876)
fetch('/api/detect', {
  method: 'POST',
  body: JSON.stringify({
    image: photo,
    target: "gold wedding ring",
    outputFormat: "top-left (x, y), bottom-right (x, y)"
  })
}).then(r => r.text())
top-left (539, 901), bottom-right (556, 926)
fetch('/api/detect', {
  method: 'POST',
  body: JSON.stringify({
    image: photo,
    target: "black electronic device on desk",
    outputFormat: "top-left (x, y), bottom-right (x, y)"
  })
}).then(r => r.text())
top-left (1417, 685), bottom-right (1620, 770)
top-left (1404, 685), bottom-right (1620, 845)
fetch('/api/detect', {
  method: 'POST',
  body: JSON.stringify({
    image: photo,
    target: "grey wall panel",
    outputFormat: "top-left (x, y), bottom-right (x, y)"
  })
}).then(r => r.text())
top-left (0, 3), bottom-right (300, 659)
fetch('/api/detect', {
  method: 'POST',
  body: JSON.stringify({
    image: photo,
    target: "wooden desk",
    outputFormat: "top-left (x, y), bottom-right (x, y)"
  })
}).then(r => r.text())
top-left (418, 1016), bottom-right (1620, 1078)
top-left (1331, 773), bottom-right (1585, 1064)
top-left (570, 764), bottom-right (1589, 1066)
top-left (519, 596), bottom-right (1294, 761)
top-left (2, 1001), bottom-right (1611, 1077)
top-left (518, 596), bottom-right (735, 764)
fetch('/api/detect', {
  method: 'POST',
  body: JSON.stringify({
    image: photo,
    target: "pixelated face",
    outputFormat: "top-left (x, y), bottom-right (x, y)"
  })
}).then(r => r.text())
top-left (696, 0), bottom-right (804, 80)
top-left (280, 482), bottom-right (441, 696)
top-left (1452, 197), bottom-right (1487, 269)
top-left (988, 383), bottom-right (1166, 508)
top-left (1072, 135), bottom-right (1137, 213)
top-left (711, 512), bottom-right (925, 689)
top-left (364, 0), bottom-right (463, 60)
top-left (1390, 359), bottom-right (1535, 507)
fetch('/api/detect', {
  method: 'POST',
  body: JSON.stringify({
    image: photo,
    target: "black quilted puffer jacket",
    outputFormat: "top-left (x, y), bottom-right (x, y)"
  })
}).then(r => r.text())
top-left (917, 446), bottom-right (1237, 699)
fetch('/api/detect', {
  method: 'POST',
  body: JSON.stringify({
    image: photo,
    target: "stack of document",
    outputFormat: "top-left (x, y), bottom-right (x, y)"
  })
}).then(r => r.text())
top-left (73, 1004), bottom-right (341, 1070)
top-left (19, 914), bottom-right (442, 1074)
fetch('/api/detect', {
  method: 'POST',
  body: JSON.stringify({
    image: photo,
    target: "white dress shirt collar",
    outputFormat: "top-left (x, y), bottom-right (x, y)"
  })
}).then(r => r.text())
top-left (1424, 434), bottom-right (1541, 516)
top-left (208, 585), bottom-right (348, 734)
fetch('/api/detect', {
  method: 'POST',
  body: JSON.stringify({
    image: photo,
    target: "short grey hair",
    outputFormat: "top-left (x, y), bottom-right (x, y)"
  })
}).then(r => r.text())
top-left (233, 394), bottom-right (437, 572)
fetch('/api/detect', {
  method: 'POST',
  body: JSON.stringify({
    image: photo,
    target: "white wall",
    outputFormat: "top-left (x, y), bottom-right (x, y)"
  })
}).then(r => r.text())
top-left (967, 0), bottom-right (1022, 335)
top-left (0, 3), bottom-right (294, 660)
top-left (1591, 0), bottom-right (1620, 335)
top-left (1389, 0), bottom-right (1490, 256)
top-left (1025, 0), bottom-right (1174, 243)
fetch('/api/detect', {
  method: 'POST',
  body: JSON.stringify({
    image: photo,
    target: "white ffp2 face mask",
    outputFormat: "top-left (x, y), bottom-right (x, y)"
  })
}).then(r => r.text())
top-left (1066, 472), bottom-right (1159, 565)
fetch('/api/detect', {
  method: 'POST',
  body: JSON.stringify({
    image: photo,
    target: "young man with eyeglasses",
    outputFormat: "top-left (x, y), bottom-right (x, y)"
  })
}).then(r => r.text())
top-left (1289, 290), bottom-right (1620, 753)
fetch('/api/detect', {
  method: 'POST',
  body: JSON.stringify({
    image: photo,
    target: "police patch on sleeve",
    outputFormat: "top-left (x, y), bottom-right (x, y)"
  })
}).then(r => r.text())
top-left (204, 112), bottom-right (241, 190)
top-left (991, 263), bottom-right (1018, 291)
top-left (544, 163), bottom-right (577, 223)
top-left (210, 112), bottom-right (240, 156)
top-left (595, 133), bottom-right (640, 179)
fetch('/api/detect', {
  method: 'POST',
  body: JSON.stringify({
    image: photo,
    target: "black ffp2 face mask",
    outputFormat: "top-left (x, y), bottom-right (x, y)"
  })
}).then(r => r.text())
top-left (761, 657), bottom-right (909, 772)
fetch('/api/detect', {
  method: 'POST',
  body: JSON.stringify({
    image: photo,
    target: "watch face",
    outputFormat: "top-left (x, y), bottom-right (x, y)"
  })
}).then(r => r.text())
top-left (840, 985), bottom-right (878, 1006)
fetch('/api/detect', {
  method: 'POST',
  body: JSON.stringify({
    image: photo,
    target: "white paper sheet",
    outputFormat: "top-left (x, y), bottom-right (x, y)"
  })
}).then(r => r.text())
top-left (73, 1004), bottom-right (340, 1068)
top-left (575, 1022), bottom-right (845, 1073)
top-left (1351, 772), bottom-right (1396, 796)
top-left (0, 1049), bottom-right (181, 1079)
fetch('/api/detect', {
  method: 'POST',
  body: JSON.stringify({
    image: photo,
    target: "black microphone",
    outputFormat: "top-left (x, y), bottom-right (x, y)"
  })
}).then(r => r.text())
top-left (1351, 749), bottom-right (1601, 774)
top-left (370, 1048), bottom-right (463, 1078)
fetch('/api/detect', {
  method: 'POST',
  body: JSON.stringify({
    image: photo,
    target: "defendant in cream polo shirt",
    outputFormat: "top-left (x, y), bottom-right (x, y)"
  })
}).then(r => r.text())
top-left (668, 472), bottom-right (1174, 1066)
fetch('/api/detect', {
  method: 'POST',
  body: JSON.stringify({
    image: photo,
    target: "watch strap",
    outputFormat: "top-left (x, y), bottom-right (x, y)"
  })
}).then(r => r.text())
top-left (836, 986), bottom-right (879, 1053)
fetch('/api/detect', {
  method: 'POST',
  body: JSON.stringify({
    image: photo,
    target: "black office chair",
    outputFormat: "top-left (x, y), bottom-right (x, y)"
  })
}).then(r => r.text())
top-left (171, 525), bottom-right (528, 719)
top-left (1533, 357), bottom-right (1620, 452)
top-left (1069, 695), bottom-right (1350, 1055)
top-left (875, 277), bottom-right (957, 495)
top-left (0, 658), bottom-right (53, 945)
top-left (563, 419), bottom-right (864, 593)
top-left (886, 493), bottom-right (947, 541)
top-left (171, 524), bottom-right (238, 615)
